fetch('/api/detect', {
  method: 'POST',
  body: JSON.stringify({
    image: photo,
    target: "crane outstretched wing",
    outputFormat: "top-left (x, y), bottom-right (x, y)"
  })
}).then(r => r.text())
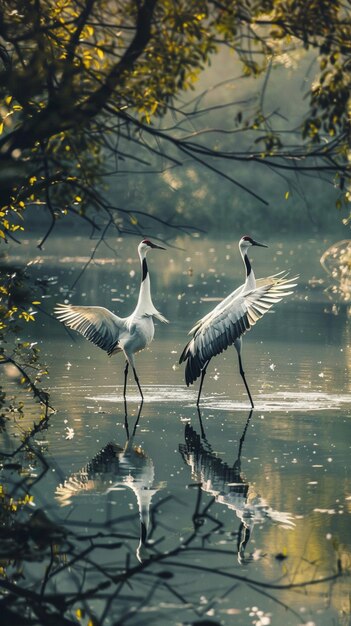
top-left (54, 304), bottom-right (126, 355)
top-left (179, 274), bottom-right (297, 385)
top-left (188, 271), bottom-right (286, 335)
top-left (188, 282), bottom-right (245, 335)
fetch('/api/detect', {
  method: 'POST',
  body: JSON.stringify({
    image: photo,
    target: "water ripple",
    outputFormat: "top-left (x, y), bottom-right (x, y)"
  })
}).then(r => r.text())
top-left (87, 387), bottom-right (351, 411)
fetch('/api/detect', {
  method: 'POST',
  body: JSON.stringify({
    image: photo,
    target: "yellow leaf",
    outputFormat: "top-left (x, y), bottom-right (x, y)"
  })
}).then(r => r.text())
top-left (32, 301), bottom-right (41, 305)
top-left (285, 191), bottom-right (289, 200)
top-left (0, 123), bottom-right (3, 135)
top-left (75, 195), bottom-right (82, 202)
top-left (149, 101), bottom-right (158, 116)
top-left (5, 96), bottom-right (12, 105)
top-left (29, 176), bottom-right (37, 185)
top-left (97, 48), bottom-right (104, 59)
top-left (0, 230), bottom-right (6, 239)
top-left (130, 215), bottom-right (138, 225)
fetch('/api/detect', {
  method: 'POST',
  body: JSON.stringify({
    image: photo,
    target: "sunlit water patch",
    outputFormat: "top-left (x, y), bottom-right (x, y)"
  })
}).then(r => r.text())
top-left (192, 391), bottom-right (351, 412)
top-left (53, 383), bottom-right (351, 411)
top-left (88, 384), bottom-right (196, 404)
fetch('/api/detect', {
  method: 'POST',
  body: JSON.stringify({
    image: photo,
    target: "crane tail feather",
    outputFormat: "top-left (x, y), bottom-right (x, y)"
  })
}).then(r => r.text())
top-left (185, 353), bottom-right (203, 386)
top-left (179, 338), bottom-right (205, 385)
top-left (179, 338), bottom-right (192, 365)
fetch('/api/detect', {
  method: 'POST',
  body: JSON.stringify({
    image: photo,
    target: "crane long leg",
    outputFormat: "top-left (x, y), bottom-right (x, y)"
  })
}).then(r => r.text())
top-left (124, 402), bottom-right (130, 439)
top-left (133, 367), bottom-right (144, 401)
top-left (233, 409), bottom-right (253, 472)
top-left (238, 354), bottom-right (254, 409)
top-left (125, 400), bottom-right (143, 440)
top-left (123, 361), bottom-right (129, 398)
top-left (196, 406), bottom-right (206, 439)
top-left (197, 359), bottom-right (211, 406)
top-left (236, 409), bottom-right (253, 462)
top-left (132, 400), bottom-right (143, 437)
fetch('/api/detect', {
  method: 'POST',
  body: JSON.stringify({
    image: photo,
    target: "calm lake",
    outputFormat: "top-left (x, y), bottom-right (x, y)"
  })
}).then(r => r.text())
top-left (1, 233), bottom-right (350, 626)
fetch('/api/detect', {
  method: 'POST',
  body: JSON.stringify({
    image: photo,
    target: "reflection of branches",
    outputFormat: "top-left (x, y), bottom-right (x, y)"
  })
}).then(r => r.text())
top-left (162, 557), bottom-right (343, 590)
top-left (0, 355), bottom-right (52, 414)
top-left (0, 479), bottom-right (347, 626)
top-left (247, 581), bottom-right (303, 623)
top-left (188, 484), bottom-right (223, 541)
top-left (0, 404), bottom-right (348, 626)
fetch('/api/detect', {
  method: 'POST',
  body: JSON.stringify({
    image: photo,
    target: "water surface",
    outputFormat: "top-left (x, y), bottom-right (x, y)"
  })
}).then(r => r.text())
top-left (1, 234), bottom-right (350, 626)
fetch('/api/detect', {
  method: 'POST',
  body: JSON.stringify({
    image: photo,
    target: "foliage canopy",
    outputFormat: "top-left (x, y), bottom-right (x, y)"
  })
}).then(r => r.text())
top-left (0, 0), bottom-right (351, 242)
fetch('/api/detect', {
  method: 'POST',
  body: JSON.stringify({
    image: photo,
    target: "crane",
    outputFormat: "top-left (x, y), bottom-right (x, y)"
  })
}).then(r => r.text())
top-left (56, 409), bottom-right (160, 563)
top-left (179, 409), bottom-right (294, 564)
top-left (55, 240), bottom-right (168, 400)
top-left (179, 236), bottom-right (297, 407)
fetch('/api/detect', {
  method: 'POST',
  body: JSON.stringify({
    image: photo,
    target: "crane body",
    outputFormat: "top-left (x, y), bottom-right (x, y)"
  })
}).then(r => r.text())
top-left (55, 240), bottom-right (168, 399)
top-left (179, 236), bottom-right (297, 407)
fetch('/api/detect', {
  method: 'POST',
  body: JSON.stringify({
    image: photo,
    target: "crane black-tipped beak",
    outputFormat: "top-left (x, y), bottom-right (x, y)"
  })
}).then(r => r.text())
top-left (150, 243), bottom-right (166, 250)
top-left (252, 240), bottom-right (268, 248)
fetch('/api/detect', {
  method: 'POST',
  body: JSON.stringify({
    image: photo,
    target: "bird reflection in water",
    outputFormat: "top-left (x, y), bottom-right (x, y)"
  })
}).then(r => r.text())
top-left (55, 406), bottom-right (160, 562)
top-left (179, 410), bottom-right (294, 564)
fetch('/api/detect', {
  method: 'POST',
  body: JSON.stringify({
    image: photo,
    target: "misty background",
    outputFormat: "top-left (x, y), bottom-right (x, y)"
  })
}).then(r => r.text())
top-left (23, 47), bottom-right (347, 241)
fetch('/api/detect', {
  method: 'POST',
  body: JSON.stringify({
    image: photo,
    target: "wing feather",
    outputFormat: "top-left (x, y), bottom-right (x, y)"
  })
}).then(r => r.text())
top-left (180, 274), bottom-right (297, 385)
top-left (55, 304), bottom-right (126, 355)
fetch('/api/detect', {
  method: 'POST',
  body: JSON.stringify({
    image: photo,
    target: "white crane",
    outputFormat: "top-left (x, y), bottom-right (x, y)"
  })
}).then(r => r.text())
top-left (55, 240), bottom-right (168, 400)
top-left (179, 236), bottom-right (297, 407)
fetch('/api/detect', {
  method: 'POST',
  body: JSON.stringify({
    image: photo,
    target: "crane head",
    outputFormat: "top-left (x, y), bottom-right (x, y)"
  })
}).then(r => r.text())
top-left (139, 239), bottom-right (166, 254)
top-left (240, 236), bottom-right (268, 249)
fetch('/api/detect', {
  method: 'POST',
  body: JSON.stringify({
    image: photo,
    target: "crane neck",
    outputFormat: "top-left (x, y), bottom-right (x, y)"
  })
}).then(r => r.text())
top-left (240, 246), bottom-right (256, 291)
top-left (135, 251), bottom-right (156, 316)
